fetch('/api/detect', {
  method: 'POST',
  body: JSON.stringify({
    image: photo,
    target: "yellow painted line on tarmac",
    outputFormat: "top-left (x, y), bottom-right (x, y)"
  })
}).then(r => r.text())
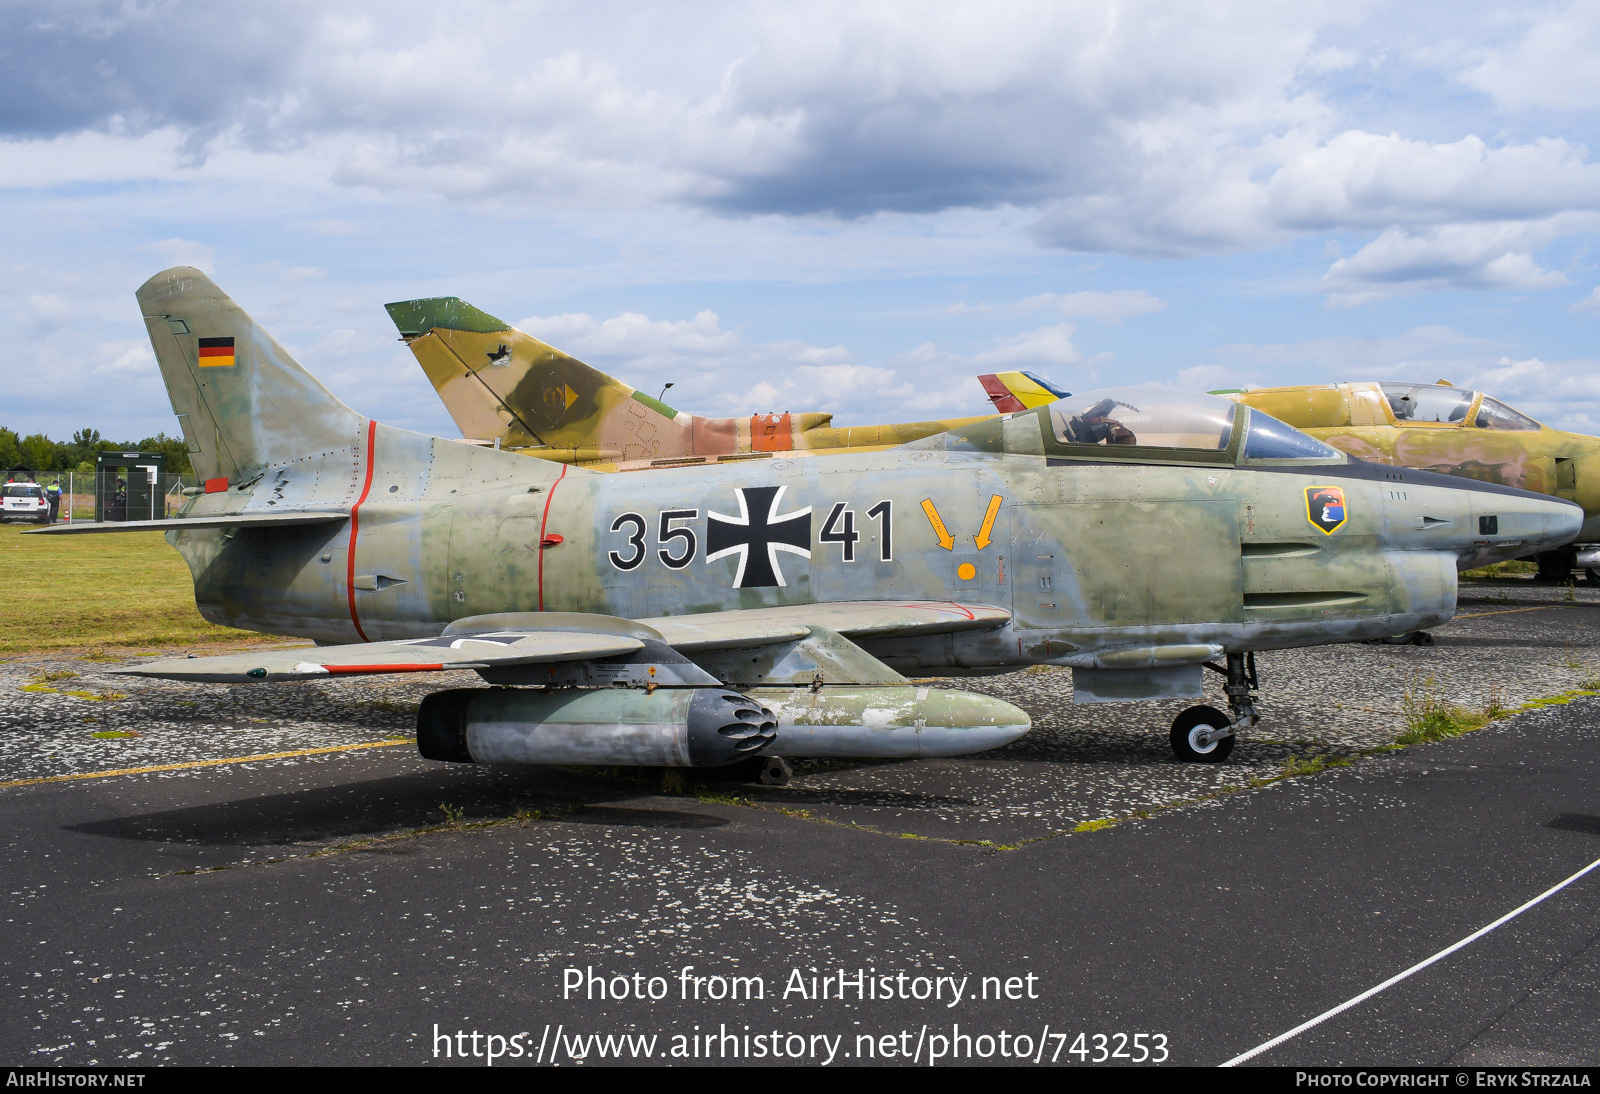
top-left (1454, 606), bottom-right (1554, 619)
top-left (0, 739), bottom-right (413, 790)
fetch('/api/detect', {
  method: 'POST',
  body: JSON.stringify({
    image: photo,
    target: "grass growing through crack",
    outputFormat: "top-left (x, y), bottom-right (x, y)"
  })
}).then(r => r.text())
top-left (1396, 672), bottom-right (1493, 745)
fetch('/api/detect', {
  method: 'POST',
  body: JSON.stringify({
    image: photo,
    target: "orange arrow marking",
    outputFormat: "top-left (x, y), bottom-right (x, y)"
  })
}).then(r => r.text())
top-left (921, 499), bottom-right (954, 550)
top-left (975, 494), bottom-right (1003, 549)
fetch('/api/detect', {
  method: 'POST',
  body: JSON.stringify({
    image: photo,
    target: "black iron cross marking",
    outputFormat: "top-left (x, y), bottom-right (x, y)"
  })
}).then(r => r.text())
top-left (706, 486), bottom-right (812, 588)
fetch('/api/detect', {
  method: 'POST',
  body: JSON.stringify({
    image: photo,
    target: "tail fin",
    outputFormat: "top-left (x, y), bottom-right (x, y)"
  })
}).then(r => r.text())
top-left (976, 370), bottom-right (1071, 413)
top-left (386, 297), bottom-right (687, 459)
top-left (138, 268), bottom-right (366, 483)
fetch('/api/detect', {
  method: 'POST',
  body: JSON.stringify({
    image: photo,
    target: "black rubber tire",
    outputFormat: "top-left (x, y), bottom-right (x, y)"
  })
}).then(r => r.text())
top-left (1170, 705), bottom-right (1236, 763)
top-left (1536, 549), bottom-right (1576, 583)
top-left (1587, 568), bottom-right (1600, 587)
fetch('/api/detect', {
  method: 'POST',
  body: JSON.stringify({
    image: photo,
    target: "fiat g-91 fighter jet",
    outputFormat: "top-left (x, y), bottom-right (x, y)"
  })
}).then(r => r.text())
top-left (32, 270), bottom-right (1583, 767)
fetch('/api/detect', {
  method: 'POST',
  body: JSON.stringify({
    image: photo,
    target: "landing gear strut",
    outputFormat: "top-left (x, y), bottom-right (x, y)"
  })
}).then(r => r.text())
top-left (1173, 653), bottom-right (1258, 763)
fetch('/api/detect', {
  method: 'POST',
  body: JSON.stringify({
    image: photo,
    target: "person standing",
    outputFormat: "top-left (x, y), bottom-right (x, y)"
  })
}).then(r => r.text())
top-left (45, 479), bottom-right (61, 524)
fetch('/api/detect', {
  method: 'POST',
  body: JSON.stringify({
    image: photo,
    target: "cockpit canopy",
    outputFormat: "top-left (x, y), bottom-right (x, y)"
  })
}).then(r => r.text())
top-left (1046, 386), bottom-right (1341, 462)
top-left (1381, 383), bottom-right (1540, 431)
top-left (1049, 387), bottom-right (1235, 450)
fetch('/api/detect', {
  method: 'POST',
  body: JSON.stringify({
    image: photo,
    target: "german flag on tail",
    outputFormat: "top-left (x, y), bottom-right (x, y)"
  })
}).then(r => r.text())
top-left (197, 336), bottom-right (235, 367)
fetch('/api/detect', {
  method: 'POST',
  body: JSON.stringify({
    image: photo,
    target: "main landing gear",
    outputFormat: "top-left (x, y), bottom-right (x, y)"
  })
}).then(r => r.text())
top-left (1171, 652), bottom-right (1259, 763)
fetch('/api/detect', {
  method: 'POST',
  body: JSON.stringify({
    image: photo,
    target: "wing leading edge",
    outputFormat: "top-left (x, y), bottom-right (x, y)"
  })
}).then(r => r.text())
top-left (115, 601), bottom-right (1010, 684)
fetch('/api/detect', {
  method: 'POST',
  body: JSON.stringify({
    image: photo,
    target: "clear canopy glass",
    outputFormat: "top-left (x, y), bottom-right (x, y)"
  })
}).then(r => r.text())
top-left (1474, 396), bottom-right (1540, 431)
top-left (1381, 383), bottom-right (1474, 424)
top-left (1241, 410), bottom-right (1343, 460)
top-left (1049, 387), bottom-right (1236, 451)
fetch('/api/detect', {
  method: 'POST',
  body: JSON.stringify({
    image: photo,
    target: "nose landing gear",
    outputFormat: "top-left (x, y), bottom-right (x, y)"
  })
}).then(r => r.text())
top-left (1172, 652), bottom-right (1258, 762)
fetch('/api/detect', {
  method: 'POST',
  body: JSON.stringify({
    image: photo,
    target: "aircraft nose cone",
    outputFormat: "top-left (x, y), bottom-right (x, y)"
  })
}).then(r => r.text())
top-left (1469, 487), bottom-right (1583, 569)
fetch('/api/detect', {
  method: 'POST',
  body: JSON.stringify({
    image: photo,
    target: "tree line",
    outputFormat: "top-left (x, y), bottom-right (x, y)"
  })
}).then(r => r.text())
top-left (0, 427), bottom-right (193, 478)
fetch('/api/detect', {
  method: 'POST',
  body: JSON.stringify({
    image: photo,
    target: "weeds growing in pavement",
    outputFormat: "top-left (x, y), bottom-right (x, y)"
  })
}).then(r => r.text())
top-left (1281, 755), bottom-right (1327, 776)
top-left (438, 802), bottom-right (465, 824)
top-left (1398, 672), bottom-right (1491, 744)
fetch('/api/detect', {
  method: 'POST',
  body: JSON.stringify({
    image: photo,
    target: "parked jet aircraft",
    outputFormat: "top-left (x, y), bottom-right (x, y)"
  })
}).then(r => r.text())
top-left (979, 374), bottom-right (1600, 582)
top-left (32, 270), bottom-right (1581, 772)
top-left (386, 296), bottom-right (993, 469)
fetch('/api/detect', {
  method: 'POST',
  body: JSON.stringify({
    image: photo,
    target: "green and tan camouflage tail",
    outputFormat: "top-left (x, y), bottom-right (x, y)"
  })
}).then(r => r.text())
top-left (386, 297), bottom-right (695, 462)
top-left (388, 297), bottom-right (993, 466)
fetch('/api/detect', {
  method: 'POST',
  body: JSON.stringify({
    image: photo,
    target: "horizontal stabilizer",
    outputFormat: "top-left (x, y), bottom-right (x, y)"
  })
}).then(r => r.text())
top-left (118, 629), bottom-right (643, 683)
top-left (26, 512), bottom-right (351, 536)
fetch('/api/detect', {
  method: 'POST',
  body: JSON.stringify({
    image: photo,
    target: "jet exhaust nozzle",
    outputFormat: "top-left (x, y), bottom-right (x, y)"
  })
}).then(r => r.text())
top-left (417, 687), bottom-right (777, 768)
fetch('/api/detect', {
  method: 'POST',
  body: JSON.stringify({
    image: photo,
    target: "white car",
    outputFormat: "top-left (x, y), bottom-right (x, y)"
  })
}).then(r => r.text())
top-left (1, 482), bottom-right (51, 524)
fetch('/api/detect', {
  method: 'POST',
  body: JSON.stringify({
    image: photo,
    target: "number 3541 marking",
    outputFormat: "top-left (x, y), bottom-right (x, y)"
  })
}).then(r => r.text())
top-left (608, 500), bottom-right (894, 571)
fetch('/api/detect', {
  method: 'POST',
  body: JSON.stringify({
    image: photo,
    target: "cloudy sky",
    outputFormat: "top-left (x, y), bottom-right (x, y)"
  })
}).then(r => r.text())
top-left (7, 0), bottom-right (1600, 442)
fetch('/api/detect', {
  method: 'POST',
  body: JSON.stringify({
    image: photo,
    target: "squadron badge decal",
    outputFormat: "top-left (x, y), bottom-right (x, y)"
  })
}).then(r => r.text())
top-left (707, 485), bottom-right (812, 588)
top-left (1305, 485), bottom-right (1348, 534)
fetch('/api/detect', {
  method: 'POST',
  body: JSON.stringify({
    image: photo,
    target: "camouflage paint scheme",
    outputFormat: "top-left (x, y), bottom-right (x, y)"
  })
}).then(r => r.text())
top-left (34, 269), bottom-right (1582, 765)
top-left (977, 372), bottom-right (1600, 548)
top-left (1224, 383), bottom-right (1600, 544)
top-left (385, 297), bottom-right (992, 470)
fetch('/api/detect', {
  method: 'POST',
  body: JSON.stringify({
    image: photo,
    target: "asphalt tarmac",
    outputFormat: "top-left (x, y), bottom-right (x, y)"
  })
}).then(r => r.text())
top-left (2, 584), bottom-right (1599, 1067)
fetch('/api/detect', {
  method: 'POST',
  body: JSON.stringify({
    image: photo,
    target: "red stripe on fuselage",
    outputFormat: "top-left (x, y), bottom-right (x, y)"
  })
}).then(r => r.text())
top-left (346, 420), bottom-right (378, 641)
top-left (537, 463), bottom-right (568, 611)
top-left (321, 663), bottom-right (445, 674)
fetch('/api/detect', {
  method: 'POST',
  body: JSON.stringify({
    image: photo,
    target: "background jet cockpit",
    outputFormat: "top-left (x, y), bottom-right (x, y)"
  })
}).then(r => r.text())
top-left (1379, 383), bottom-right (1541, 431)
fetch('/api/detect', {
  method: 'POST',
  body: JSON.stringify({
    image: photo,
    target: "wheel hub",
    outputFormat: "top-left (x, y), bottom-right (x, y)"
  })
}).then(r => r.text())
top-left (1187, 724), bottom-right (1221, 754)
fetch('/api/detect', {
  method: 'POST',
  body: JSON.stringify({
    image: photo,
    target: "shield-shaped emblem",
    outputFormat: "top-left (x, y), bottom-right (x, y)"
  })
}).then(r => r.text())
top-left (1305, 485), bottom-right (1348, 534)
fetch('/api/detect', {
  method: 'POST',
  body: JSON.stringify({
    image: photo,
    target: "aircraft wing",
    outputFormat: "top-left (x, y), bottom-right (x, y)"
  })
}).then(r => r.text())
top-left (111, 602), bottom-right (1007, 683)
top-left (646, 600), bottom-right (1010, 651)
top-left (116, 629), bottom-right (645, 683)
top-left (26, 512), bottom-right (350, 535)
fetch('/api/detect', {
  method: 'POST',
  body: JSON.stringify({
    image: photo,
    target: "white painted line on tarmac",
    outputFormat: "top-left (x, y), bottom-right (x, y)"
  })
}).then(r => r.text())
top-left (1220, 853), bottom-right (1600, 1066)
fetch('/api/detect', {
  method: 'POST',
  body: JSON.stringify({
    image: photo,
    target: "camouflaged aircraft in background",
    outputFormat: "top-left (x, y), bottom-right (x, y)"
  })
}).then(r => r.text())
top-left (386, 296), bottom-right (993, 471)
top-left (980, 374), bottom-right (1600, 583)
top-left (30, 269), bottom-right (1581, 770)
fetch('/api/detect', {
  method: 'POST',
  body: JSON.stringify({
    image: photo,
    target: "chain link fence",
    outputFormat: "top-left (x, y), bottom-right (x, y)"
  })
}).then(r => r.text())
top-left (34, 471), bottom-right (197, 523)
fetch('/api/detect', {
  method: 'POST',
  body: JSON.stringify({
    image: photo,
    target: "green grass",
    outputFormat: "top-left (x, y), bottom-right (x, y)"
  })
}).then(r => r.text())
top-left (0, 522), bottom-right (283, 653)
top-left (1461, 559), bottom-right (1538, 579)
